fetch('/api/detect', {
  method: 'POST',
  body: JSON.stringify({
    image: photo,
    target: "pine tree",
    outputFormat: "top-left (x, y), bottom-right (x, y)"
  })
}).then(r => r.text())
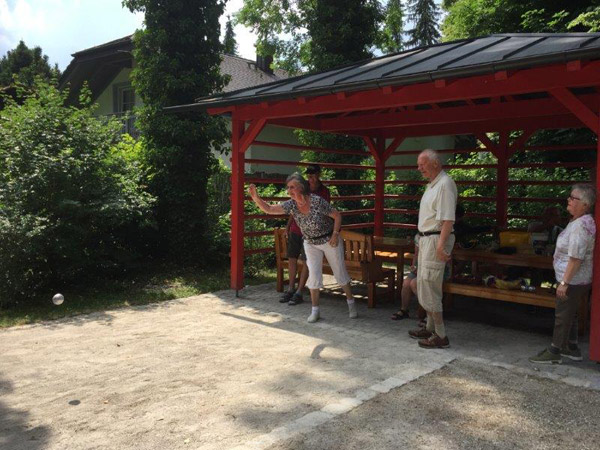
top-left (305, 0), bottom-right (382, 71)
top-left (380, 0), bottom-right (404, 54)
top-left (407, 0), bottom-right (441, 48)
top-left (223, 15), bottom-right (238, 55)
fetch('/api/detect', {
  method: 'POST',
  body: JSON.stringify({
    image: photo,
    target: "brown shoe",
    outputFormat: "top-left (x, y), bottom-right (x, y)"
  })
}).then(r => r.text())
top-left (418, 333), bottom-right (450, 349)
top-left (408, 328), bottom-right (432, 340)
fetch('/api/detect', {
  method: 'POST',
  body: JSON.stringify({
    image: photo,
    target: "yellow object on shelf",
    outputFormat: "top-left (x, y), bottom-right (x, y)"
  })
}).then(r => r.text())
top-left (499, 231), bottom-right (531, 247)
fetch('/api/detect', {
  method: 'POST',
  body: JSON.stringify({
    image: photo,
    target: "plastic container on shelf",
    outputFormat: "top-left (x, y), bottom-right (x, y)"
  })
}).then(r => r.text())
top-left (499, 231), bottom-right (531, 247)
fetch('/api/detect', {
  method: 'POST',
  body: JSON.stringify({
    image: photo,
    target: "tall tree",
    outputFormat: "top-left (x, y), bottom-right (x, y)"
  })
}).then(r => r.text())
top-left (236, 0), bottom-right (383, 73)
top-left (442, 0), bottom-right (596, 41)
top-left (406, 0), bottom-right (441, 48)
top-left (379, 0), bottom-right (405, 54)
top-left (0, 40), bottom-right (59, 86)
top-left (0, 40), bottom-right (60, 108)
top-left (122, 0), bottom-right (229, 263)
top-left (223, 15), bottom-right (239, 55)
top-left (304, 0), bottom-right (382, 71)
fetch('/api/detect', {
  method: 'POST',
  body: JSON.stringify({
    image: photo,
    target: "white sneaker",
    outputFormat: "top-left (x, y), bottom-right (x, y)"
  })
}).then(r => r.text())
top-left (348, 302), bottom-right (358, 319)
top-left (307, 311), bottom-right (320, 323)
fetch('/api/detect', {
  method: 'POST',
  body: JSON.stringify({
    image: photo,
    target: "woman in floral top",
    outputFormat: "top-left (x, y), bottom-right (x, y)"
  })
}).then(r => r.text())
top-left (248, 173), bottom-right (356, 323)
top-left (530, 183), bottom-right (596, 364)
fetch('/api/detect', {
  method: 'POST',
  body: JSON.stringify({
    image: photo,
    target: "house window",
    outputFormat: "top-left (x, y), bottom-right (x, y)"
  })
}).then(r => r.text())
top-left (112, 83), bottom-right (137, 137)
top-left (118, 86), bottom-right (135, 113)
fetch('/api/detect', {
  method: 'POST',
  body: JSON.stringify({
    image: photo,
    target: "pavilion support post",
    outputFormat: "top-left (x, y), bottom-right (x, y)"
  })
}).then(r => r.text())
top-left (374, 138), bottom-right (386, 237)
top-left (590, 117), bottom-right (600, 362)
top-left (364, 136), bottom-right (405, 237)
top-left (496, 132), bottom-right (510, 228)
top-left (230, 117), bottom-right (246, 294)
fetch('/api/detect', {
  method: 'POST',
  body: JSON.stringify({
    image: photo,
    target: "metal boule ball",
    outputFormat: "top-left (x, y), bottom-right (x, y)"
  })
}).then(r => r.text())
top-left (52, 293), bottom-right (64, 306)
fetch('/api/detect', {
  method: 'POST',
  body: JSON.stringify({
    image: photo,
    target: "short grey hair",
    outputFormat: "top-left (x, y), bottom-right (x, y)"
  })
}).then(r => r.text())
top-left (572, 183), bottom-right (596, 211)
top-left (286, 172), bottom-right (310, 195)
top-left (419, 149), bottom-right (441, 168)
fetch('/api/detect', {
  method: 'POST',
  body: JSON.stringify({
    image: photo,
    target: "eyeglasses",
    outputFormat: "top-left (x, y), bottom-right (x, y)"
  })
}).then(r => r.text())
top-left (568, 195), bottom-right (582, 201)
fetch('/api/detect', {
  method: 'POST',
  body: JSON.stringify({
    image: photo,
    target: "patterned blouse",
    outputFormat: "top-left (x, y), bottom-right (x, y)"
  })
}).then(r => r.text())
top-left (281, 195), bottom-right (335, 245)
top-left (553, 214), bottom-right (596, 285)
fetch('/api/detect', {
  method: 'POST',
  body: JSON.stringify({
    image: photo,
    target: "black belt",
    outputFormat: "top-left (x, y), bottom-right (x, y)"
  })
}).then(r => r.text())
top-left (418, 231), bottom-right (454, 237)
top-left (307, 231), bottom-right (333, 241)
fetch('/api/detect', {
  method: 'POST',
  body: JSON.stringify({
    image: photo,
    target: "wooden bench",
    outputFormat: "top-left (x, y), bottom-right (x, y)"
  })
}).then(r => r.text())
top-left (274, 229), bottom-right (395, 308)
top-left (443, 281), bottom-right (589, 334)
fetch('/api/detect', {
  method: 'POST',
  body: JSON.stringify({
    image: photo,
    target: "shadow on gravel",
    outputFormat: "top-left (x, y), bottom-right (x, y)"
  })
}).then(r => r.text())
top-left (267, 359), bottom-right (600, 450)
top-left (0, 376), bottom-right (50, 450)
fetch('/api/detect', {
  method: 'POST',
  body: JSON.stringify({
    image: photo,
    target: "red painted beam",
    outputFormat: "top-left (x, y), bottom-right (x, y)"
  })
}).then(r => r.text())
top-left (340, 209), bottom-right (375, 216)
top-left (233, 60), bottom-right (600, 121)
top-left (383, 222), bottom-right (418, 229)
top-left (252, 140), bottom-right (369, 156)
top-left (319, 95), bottom-right (599, 132)
top-left (550, 87), bottom-right (600, 134)
top-left (244, 247), bottom-right (274, 255)
top-left (387, 164), bottom-right (498, 170)
top-left (353, 115), bottom-right (584, 139)
top-left (239, 118), bottom-right (267, 153)
top-left (496, 132), bottom-right (509, 227)
top-left (374, 138), bottom-right (385, 236)
top-left (230, 118), bottom-right (246, 291)
top-left (384, 209), bottom-right (419, 215)
top-left (383, 136), bottom-right (405, 161)
top-left (591, 126), bottom-right (600, 362)
top-left (244, 159), bottom-right (375, 170)
top-left (246, 213), bottom-right (287, 220)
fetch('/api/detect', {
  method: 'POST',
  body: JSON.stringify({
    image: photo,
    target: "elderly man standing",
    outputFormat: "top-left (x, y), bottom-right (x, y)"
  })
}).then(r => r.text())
top-left (409, 149), bottom-right (457, 349)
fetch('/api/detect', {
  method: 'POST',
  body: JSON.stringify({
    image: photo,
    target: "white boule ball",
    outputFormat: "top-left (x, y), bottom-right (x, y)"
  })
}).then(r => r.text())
top-left (52, 293), bottom-right (64, 306)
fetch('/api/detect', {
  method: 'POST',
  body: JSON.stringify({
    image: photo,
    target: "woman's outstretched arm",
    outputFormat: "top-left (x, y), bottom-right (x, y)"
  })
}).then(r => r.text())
top-left (248, 184), bottom-right (285, 215)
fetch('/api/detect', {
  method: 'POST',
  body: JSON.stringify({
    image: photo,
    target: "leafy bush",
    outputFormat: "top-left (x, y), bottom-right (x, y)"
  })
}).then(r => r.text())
top-left (0, 78), bottom-right (155, 307)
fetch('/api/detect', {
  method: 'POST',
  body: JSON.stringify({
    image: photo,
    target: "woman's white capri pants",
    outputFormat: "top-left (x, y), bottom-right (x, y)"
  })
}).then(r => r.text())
top-left (303, 240), bottom-right (352, 290)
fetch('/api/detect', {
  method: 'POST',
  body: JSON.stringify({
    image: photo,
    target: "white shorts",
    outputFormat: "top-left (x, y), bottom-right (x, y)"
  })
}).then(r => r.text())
top-left (303, 240), bottom-right (352, 290)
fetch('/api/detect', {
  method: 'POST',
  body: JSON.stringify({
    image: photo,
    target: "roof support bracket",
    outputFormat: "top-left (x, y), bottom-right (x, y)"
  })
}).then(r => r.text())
top-left (239, 118), bottom-right (267, 153)
top-left (551, 87), bottom-right (600, 134)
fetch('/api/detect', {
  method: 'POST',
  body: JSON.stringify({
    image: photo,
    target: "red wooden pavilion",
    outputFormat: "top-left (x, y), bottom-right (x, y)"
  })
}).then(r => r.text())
top-left (169, 34), bottom-right (600, 361)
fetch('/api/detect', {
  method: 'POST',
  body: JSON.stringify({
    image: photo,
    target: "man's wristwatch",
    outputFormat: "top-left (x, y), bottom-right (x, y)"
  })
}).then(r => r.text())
top-left (560, 280), bottom-right (569, 287)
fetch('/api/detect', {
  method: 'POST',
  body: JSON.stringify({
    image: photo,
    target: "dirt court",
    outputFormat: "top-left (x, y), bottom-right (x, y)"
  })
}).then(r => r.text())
top-left (1, 281), bottom-right (599, 450)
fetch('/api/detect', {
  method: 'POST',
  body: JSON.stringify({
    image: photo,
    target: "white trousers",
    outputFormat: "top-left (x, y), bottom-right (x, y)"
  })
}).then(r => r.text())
top-left (303, 240), bottom-right (352, 290)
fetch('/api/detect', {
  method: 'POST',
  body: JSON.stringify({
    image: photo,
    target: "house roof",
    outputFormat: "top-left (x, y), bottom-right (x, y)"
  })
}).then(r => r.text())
top-left (59, 35), bottom-right (288, 102)
top-left (176, 33), bottom-right (600, 111)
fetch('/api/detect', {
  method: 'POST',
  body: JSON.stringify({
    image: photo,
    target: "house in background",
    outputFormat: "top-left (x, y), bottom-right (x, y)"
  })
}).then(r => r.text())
top-left (59, 36), bottom-right (453, 175)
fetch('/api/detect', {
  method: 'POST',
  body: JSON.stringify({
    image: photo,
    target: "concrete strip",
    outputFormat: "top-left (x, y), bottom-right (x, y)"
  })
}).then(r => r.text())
top-left (229, 362), bottom-right (449, 450)
top-left (463, 356), bottom-right (600, 391)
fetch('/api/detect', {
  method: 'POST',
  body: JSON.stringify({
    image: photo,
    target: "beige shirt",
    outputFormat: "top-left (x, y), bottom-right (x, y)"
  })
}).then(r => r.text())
top-left (418, 170), bottom-right (457, 232)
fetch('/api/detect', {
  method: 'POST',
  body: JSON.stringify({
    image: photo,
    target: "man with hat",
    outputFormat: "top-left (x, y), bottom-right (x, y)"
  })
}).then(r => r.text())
top-left (281, 164), bottom-right (330, 305)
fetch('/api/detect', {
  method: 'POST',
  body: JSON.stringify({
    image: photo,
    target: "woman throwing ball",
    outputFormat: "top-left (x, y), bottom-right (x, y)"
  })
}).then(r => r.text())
top-left (248, 173), bottom-right (357, 323)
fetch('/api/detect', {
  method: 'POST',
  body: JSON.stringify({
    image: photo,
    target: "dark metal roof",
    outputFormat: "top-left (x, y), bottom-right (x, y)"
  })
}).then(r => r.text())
top-left (178, 33), bottom-right (600, 112)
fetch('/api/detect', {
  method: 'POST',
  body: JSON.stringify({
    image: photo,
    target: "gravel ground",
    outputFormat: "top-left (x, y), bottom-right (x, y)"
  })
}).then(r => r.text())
top-left (268, 359), bottom-right (600, 450)
top-left (1, 280), bottom-right (599, 450)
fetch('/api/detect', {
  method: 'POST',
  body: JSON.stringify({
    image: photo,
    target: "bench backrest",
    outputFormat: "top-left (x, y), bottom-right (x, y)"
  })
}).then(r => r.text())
top-left (274, 228), bottom-right (374, 266)
top-left (274, 228), bottom-right (288, 261)
top-left (339, 230), bottom-right (373, 271)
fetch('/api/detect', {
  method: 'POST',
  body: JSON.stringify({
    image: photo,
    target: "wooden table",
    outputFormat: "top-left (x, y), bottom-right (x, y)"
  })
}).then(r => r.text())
top-left (372, 236), bottom-right (413, 301)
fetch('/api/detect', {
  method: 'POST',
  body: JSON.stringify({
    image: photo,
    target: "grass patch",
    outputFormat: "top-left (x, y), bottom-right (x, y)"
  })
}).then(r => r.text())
top-left (0, 266), bottom-right (277, 328)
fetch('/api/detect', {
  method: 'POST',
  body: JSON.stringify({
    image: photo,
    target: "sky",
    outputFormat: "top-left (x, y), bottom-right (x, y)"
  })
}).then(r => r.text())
top-left (0, 0), bottom-right (258, 70)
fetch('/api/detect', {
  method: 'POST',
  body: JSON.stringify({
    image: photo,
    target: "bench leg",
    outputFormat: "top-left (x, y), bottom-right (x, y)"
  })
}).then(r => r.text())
top-left (388, 273), bottom-right (395, 303)
top-left (368, 282), bottom-right (376, 308)
top-left (442, 292), bottom-right (454, 311)
top-left (276, 261), bottom-right (284, 292)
